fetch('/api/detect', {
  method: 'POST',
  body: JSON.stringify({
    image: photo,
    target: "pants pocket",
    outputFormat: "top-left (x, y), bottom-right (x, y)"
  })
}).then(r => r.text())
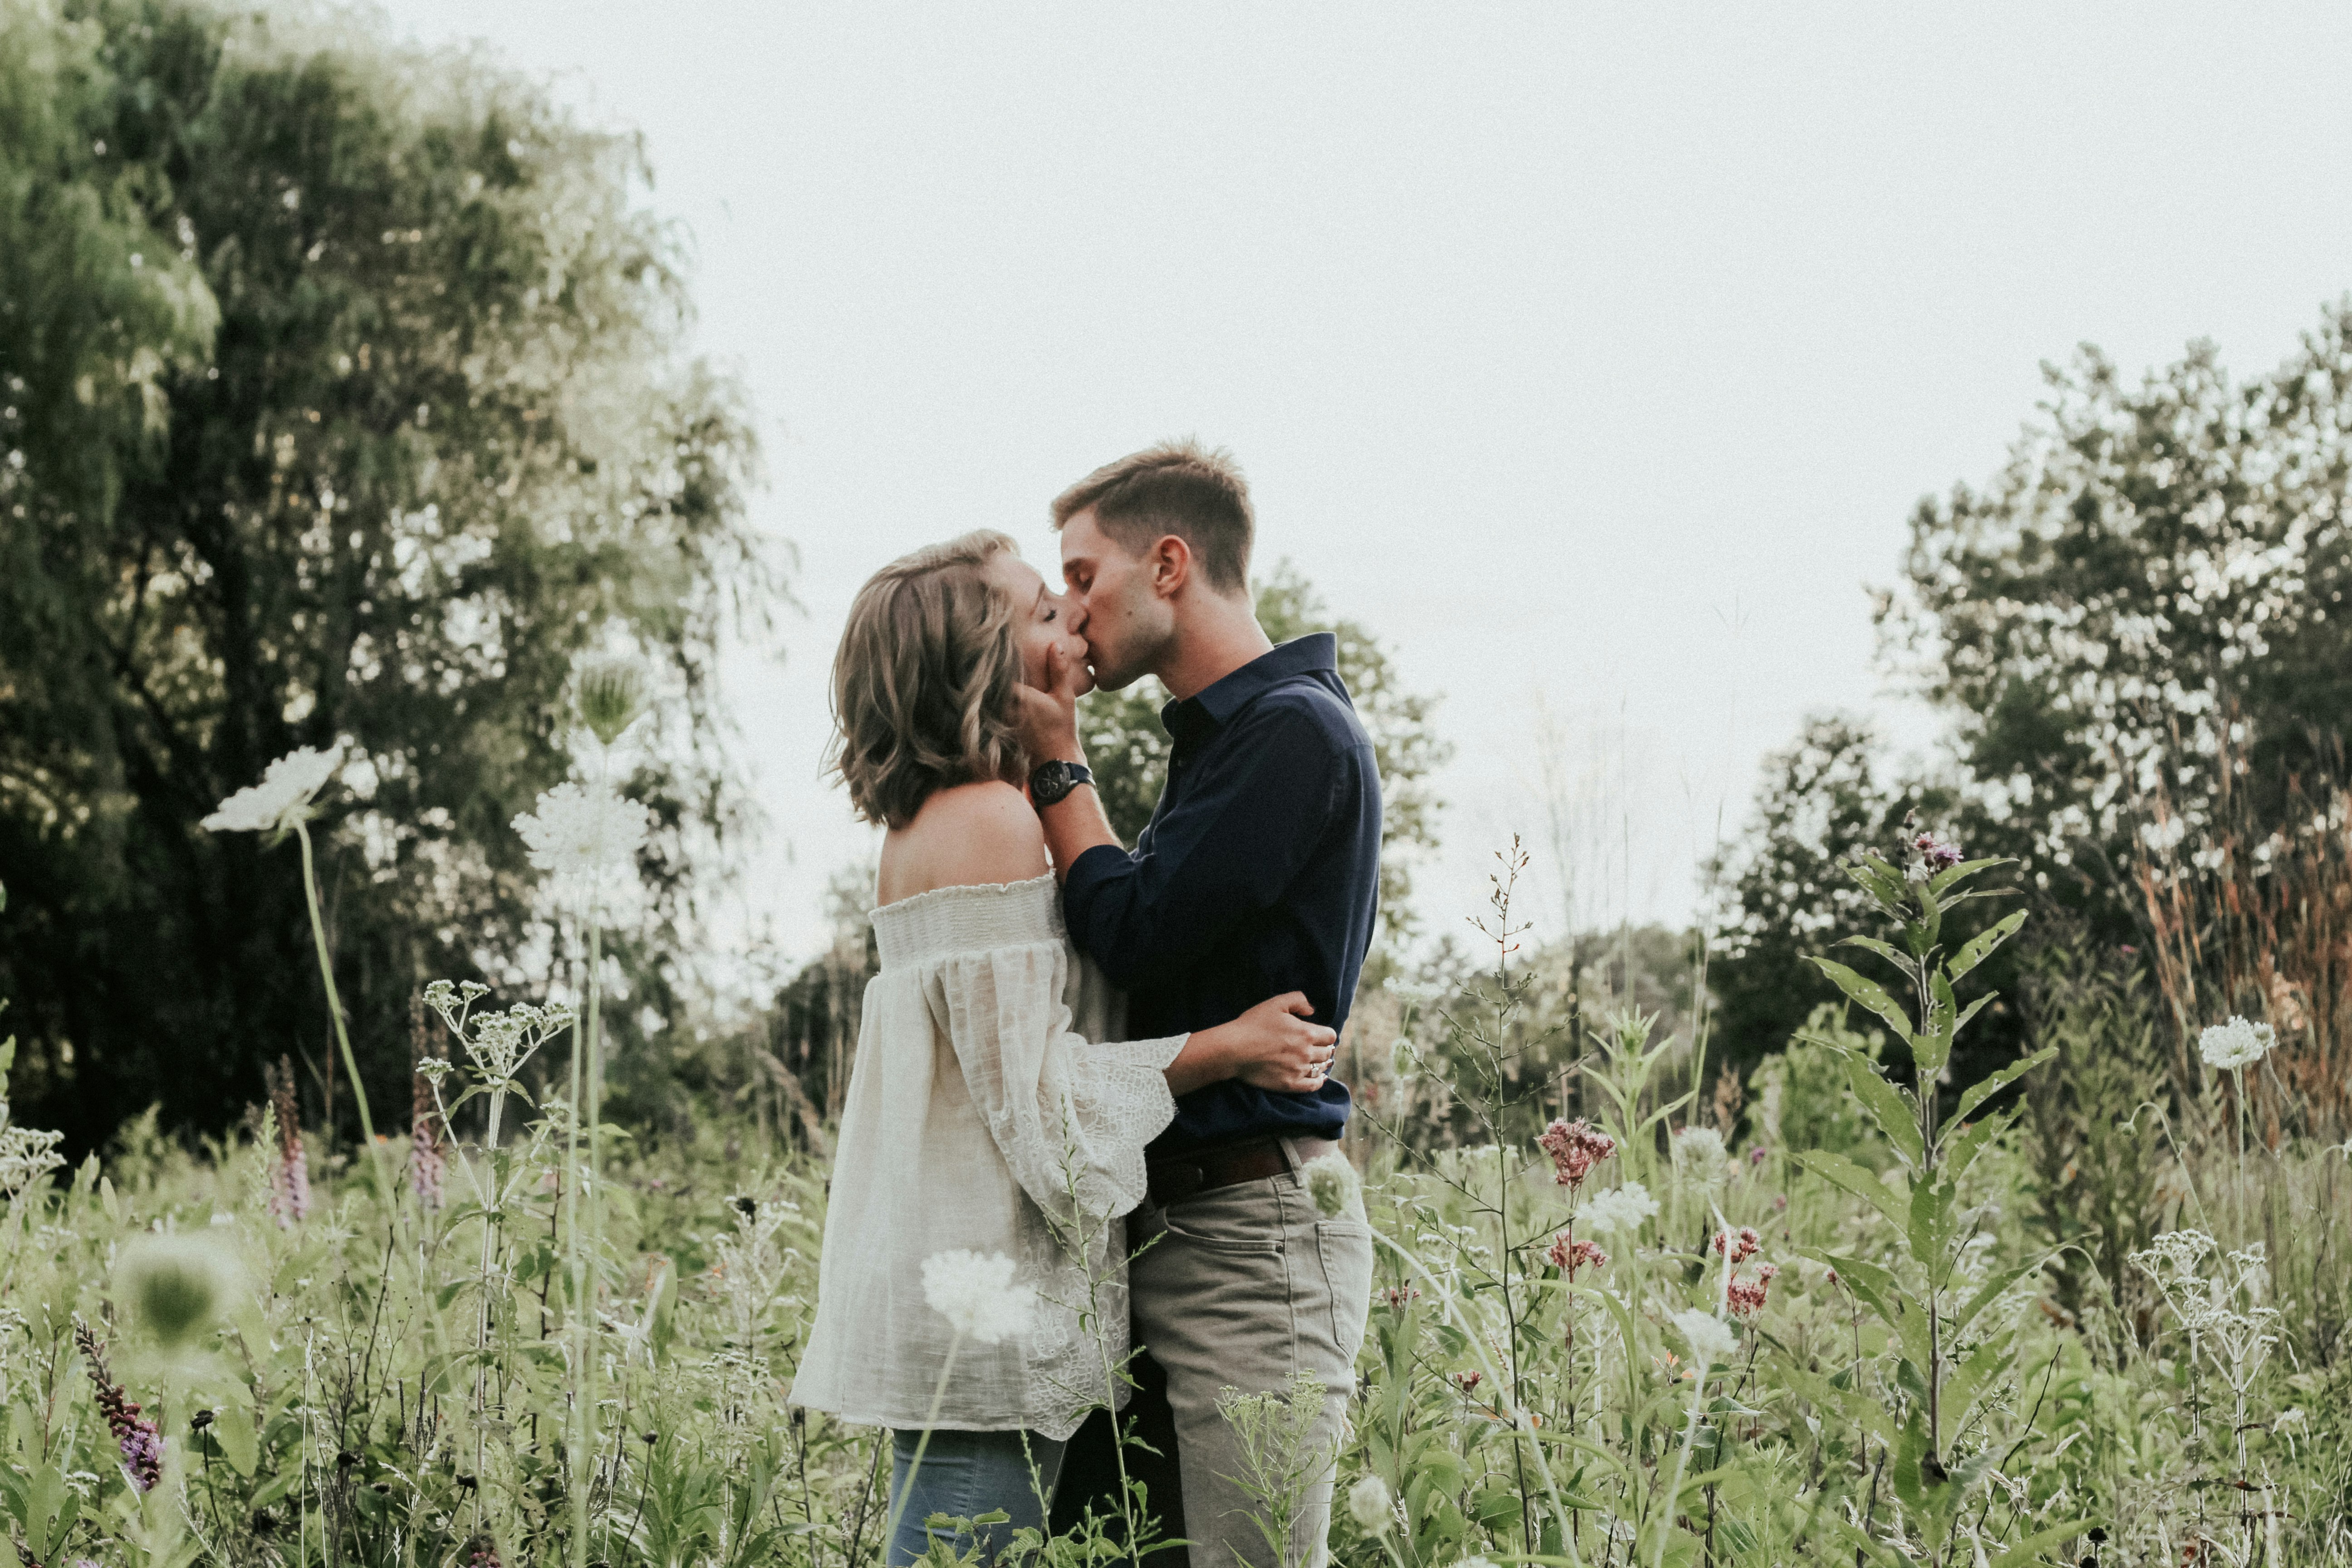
top-left (1313, 1221), bottom-right (1375, 1367)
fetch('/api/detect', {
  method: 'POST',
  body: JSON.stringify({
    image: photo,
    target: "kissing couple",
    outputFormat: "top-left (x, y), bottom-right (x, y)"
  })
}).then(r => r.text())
top-left (789, 440), bottom-right (1383, 1568)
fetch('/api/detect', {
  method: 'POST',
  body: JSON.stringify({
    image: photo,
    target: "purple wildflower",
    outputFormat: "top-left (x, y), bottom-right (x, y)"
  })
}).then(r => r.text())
top-left (1912, 832), bottom-right (1963, 873)
top-left (75, 1318), bottom-right (163, 1492)
top-left (265, 1055), bottom-right (309, 1227)
top-left (410, 996), bottom-right (447, 1211)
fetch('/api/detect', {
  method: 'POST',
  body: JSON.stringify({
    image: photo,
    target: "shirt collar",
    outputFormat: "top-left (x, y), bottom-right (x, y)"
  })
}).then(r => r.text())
top-left (1161, 633), bottom-right (1339, 745)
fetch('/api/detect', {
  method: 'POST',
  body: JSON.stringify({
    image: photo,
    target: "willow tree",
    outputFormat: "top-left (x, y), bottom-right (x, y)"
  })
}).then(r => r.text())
top-left (0, 0), bottom-right (777, 1149)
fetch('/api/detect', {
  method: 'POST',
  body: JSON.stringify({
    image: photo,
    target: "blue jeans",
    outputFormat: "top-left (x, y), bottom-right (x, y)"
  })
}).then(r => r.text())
top-left (888, 1427), bottom-right (1067, 1566)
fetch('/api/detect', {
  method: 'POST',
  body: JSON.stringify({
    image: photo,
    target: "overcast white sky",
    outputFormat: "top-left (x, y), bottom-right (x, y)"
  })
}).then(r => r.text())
top-left (383, 2), bottom-right (2352, 965)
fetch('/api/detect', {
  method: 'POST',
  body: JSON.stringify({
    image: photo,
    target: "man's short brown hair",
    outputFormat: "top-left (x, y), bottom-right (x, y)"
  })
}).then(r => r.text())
top-left (1050, 439), bottom-right (1254, 596)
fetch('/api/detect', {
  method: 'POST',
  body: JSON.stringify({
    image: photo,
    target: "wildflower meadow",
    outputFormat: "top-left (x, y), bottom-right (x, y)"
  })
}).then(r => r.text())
top-left (1, 696), bottom-right (2348, 1566)
top-left (9, 4), bottom-right (2352, 1565)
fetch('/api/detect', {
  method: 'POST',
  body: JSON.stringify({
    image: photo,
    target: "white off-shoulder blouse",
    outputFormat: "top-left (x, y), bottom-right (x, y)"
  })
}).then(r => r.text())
top-left (788, 873), bottom-right (1187, 1441)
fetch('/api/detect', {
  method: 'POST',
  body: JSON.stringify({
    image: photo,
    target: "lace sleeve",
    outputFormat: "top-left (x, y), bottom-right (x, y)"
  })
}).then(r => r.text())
top-left (924, 942), bottom-right (1182, 1226)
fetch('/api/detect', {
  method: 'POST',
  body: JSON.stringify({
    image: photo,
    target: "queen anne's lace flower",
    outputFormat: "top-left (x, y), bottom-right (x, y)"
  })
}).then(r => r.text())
top-left (201, 742), bottom-right (347, 833)
top-left (2198, 1015), bottom-right (2275, 1072)
top-left (1579, 1181), bottom-right (1659, 1236)
top-left (921, 1249), bottom-right (1037, 1346)
top-left (1671, 1308), bottom-right (1739, 1367)
top-left (513, 781), bottom-right (652, 879)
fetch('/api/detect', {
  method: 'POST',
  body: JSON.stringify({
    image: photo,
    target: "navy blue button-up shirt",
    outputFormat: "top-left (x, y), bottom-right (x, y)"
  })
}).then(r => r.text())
top-left (1064, 633), bottom-right (1382, 1155)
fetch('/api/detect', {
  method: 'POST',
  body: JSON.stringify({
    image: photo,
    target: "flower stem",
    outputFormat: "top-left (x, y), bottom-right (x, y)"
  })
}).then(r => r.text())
top-left (882, 1333), bottom-right (965, 1558)
top-left (295, 823), bottom-right (392, 1197)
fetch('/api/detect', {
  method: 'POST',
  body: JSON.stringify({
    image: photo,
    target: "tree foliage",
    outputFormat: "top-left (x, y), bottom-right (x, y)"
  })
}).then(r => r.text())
top-left (1884, 311), bottom-right (2352, 892)
top-left (1080, 560), bottom-right (1450, 943)
top-left (0, 0), bottom-right (777, 1150)
top-left (1719, 308), bottom-right (2352, 1079)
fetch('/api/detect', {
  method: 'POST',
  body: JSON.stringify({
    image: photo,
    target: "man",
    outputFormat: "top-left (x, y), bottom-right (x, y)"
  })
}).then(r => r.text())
top-left (1014, 439), bottom-right (1380, 1568)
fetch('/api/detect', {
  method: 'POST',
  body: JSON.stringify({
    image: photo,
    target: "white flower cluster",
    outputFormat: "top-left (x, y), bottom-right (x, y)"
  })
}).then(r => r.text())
top-left (1672, 1126), bottom-right (1727, 1182)
top-left (512, 781), bottom-right (654, 914)
top-left (1671, 1308), bottom-right (1739, 1367)
top-left (0, 1108), bottom-right (65, 1197)
top-left (921, 1249), bottom-right (1037, 1346)
top-left (201, 742), bottom-right (346, 833)
top-left (1578, 1181), bottom-right (1658, 1236)
top-left (1345, 1473), bottom-right (1395, 1534)
top-left (1303, 1152), bottom-right (1362, 1220)
top-left (2198, 1015), bottom-right (2275, 1073)
top-left (424, 982), bottom-right (575, 1087)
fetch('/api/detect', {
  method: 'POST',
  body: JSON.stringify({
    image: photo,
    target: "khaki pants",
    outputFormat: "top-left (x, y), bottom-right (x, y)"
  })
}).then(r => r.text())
top-left (1124, 1140), bottom-right (1375, 1568)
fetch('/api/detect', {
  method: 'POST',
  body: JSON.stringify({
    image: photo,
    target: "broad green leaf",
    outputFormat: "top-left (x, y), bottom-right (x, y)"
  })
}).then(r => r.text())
top-left (1910, 1175), bottom-right (1958, 1290)
top-left (1991, 1519), bottom-right (2102, 1568)
top-left (211, 1400), bottom-right (259, 1476)
top-left (1947, 909), bottom-right (2027, 983)
top-left (1889, 1406), bottom-right (1934, 1513)
top-left (1948, 992), bottom-right (1996, 1045)
top-left (1943, 1107), bottom-right (2014, 1181)
top-left (1916, 970), bottom-right (1957, 1075)
top-left (1916, 877), bottom-right (1943, 951)
top-left (1845, 856), bottom-right (1911, 918)
top-left (1792, 1149), bottom-right (1911, 1231)
top-left (1955, 1257), bottom-right (2050, 1337)
top-left (1835, 934), bottom-right (1911, 973)
top-left (1940, 1337), bottom-right (2017, 1448)
top-left (1927, 856), bottom-right (2011, 898)
top-left (25, 1465), bottom-right (69, 1560)
top-left (1804, 1250), bottom-right (1928, 1369)
top-left (1807, 958), bottom-right (1915, 1044)
top-left (1843, 1055), bottom-right (1924, 1166)
top-left (1954, 1047), bottom-right (2057, 1125)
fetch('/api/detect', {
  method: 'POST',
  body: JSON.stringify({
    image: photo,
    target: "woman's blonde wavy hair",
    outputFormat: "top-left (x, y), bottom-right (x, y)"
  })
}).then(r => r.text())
top-left (828, 529), bottom-right (1027, 829)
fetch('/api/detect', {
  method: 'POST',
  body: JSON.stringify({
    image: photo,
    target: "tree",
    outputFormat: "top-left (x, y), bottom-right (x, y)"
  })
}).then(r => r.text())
top-left (1883, 311), bottom-right (2352, 901)
top-left (0, 0), bottom-right (777, 1151)
top-left (1079, 560), bottom-right (1450, 944)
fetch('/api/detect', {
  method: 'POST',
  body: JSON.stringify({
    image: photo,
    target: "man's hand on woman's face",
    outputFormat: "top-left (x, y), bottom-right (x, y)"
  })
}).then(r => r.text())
top-left (1012, 642), bottom-right (1087, 766)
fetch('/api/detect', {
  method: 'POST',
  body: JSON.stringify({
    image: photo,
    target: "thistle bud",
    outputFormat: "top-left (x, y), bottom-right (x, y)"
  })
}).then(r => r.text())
top-left (119, 1233), bottom-right (235, 1348)
top-left (573, 652), bottom-right (650, 746)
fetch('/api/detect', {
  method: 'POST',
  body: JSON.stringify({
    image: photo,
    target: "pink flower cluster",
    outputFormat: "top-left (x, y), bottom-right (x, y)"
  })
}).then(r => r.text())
top-left (1537, 1117), bottom-right (1616, 1191)
top-left (1728, 1262), bottom-right (1781, 1319)
top-left (1547, 1232), bottom-right (1608, 1278)
top-left (1913, 832), bottom-right (1963, 873)
top-left (75, 1320), bottom-right (163, 1493)
top-left (1713, 1226), bottom-right (1761, 1264)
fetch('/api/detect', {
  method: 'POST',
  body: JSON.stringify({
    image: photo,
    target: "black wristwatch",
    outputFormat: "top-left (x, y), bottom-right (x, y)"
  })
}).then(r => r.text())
top-left (1029, 760), bottom-right (1094, 808)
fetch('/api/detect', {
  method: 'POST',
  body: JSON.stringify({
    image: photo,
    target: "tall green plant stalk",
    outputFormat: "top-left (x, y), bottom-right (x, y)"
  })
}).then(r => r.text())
top-left (1793, 832), bottom-right (2089, 1558)
top-left (570, 917), bottom-right (606, 1568)
top-left (295, 821), bottom-right (396, 1200)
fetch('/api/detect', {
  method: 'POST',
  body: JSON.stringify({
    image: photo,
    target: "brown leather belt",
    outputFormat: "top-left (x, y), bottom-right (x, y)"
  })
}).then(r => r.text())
top-left (1146, 1135), bottom-right (1341, 1209)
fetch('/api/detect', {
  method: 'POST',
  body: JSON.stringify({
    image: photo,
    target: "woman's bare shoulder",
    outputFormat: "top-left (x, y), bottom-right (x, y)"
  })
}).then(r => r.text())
top-left (879, 782), bottom-right (1047, 899)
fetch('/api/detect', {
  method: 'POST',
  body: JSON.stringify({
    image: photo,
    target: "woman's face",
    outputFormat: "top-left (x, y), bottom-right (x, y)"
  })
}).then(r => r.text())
top-left (985, 550), bottom-right (1095, 700)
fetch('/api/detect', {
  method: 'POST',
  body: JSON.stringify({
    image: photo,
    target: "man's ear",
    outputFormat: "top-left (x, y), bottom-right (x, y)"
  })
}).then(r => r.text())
top-left (1148, 534), bottom-right (1192, 600)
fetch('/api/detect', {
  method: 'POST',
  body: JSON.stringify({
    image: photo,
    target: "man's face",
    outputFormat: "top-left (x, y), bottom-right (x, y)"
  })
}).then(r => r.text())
top-left (1059, 508), bottom-right (1171, 691)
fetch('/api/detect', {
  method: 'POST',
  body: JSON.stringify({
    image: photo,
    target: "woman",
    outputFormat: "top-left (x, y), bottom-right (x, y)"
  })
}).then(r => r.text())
top-left (789, 530), bottom-right (1338, 1564)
